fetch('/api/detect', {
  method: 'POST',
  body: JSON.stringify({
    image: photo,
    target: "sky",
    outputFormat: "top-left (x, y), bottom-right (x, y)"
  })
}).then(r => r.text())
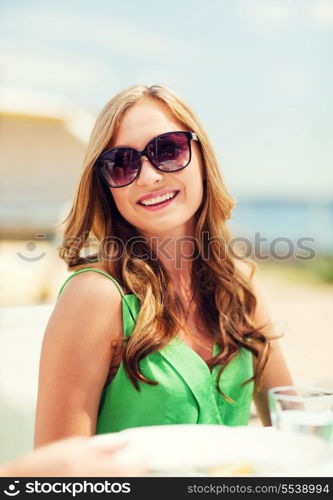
top-left (1, 0), bottom-right (333, 199)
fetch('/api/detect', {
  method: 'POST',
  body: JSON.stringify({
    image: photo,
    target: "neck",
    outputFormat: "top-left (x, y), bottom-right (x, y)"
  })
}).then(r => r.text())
top-left (140, 218), bottom-right (197, 293)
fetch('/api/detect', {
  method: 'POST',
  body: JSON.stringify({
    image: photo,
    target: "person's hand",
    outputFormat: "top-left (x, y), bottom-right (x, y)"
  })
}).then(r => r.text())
top-left (0, 436), bottom-right (146, 477)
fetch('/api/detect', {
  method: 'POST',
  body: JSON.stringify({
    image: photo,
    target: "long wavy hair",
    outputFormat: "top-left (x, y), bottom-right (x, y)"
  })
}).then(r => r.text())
top-left (58, 84), bottom-right (273, 395)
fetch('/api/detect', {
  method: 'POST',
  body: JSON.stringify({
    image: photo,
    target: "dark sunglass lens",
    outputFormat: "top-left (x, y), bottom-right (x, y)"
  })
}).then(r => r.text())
top-left (147, 133), bottom-right (190, 171)
top-left (99, 149), bottom-right (140, 186)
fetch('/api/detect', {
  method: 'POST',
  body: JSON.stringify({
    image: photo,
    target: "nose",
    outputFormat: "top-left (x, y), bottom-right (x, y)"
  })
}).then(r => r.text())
top-left (136, 156), bottom-right (164, 186)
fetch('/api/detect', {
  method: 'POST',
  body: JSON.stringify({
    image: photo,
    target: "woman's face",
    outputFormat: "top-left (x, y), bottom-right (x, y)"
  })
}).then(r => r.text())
top-left (109, 99), bottom-right (205, 237)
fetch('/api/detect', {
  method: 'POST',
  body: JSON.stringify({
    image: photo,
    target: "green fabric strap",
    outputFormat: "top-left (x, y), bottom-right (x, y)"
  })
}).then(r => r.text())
top-left (57, 268), bottom-right (125, 300)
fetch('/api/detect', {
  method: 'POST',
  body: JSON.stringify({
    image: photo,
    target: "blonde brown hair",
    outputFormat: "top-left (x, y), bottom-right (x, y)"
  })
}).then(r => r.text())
top-left (59, 84), bottom-right (272, 394)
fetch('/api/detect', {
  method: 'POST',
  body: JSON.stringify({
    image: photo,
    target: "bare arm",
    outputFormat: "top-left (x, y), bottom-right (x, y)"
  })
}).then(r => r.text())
top-left (250, 273), bottom-right (294, 426)
top-left (236, 260), bottom-right (293, 426)
top-left (34, 272), bottom-right (123, 448)
top-left (0, 437), bottom-right (145, 477)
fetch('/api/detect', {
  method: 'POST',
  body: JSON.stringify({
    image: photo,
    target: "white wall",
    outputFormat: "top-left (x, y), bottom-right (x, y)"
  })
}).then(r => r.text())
top-left (0, 304), bottom-right (53, 462)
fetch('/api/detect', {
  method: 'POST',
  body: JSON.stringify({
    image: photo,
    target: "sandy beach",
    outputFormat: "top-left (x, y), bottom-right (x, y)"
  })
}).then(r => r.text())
top-left (256, 268), bottom-right (333, 388)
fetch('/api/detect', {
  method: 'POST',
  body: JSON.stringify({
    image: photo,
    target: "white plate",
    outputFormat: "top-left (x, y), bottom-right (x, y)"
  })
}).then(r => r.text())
top-left (90, 424), bottom-right (333, 476)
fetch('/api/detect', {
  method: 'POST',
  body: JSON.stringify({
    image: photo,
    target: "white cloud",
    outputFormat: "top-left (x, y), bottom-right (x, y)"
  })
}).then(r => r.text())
top-left (309, 0), bottom-right (333, 25)
top-left (0, 3), bottom-right (203, 101)
top-left (0, 5), bottom-right (194, 63)
top-left (0, 3), bottom-right (228, 100)
top-left (0, 44), bottom-right (117, 94)
top-left (238, 0), bottom-right (292, 30)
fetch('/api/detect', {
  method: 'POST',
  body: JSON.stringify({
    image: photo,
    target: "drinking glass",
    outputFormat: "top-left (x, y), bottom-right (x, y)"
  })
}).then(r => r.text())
top-left (268, 386), bottom-right (333, 443)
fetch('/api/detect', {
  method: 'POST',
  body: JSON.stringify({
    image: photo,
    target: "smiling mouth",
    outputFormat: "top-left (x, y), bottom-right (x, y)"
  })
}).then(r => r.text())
top-left (137, 190), bottom-right (180, 207)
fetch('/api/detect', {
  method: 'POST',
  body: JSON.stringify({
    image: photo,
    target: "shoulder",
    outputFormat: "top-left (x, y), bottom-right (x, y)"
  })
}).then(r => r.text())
top-left (59, 263), bottom-right (123, 304)
top-left (53, 266), bottom-right (124, 341)
top-left (63, 261), bottom-right (132, 295)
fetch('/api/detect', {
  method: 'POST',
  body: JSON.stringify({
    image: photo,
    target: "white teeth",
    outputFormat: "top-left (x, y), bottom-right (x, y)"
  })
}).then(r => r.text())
top-left (140, 191), bottom-right (177, 206)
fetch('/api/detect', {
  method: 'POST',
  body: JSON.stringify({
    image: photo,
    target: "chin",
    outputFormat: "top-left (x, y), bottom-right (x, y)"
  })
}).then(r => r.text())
top-left (142, 216), bottom-right (194, 235)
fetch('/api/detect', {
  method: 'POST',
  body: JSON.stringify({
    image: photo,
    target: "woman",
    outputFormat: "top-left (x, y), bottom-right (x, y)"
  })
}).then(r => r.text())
top-left (34, 85), bottom-right (292, 448)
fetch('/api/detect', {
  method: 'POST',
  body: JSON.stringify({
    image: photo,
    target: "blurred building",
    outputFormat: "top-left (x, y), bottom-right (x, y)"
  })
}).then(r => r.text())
top-left (0, 87), bottom-right (96, 305)
top-left (0, 87), bottom-right (95, 238)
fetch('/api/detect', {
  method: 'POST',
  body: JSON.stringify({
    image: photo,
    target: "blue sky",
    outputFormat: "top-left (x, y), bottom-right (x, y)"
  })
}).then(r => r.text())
top-left (1, 0), bottom-right (332, 199)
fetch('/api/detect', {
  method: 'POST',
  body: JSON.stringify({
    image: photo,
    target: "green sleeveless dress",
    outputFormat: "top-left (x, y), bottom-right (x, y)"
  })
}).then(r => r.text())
top-left (57, 268), bottom-right (254, 434)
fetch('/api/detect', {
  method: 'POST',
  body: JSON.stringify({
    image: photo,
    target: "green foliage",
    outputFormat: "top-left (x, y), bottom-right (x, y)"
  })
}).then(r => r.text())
top-left (256, 255), bottom-right (333, 285)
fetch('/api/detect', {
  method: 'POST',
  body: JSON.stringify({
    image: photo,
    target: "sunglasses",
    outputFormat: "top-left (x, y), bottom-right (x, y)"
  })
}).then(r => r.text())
top-left (96, 130), bottom-right (198, 188)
